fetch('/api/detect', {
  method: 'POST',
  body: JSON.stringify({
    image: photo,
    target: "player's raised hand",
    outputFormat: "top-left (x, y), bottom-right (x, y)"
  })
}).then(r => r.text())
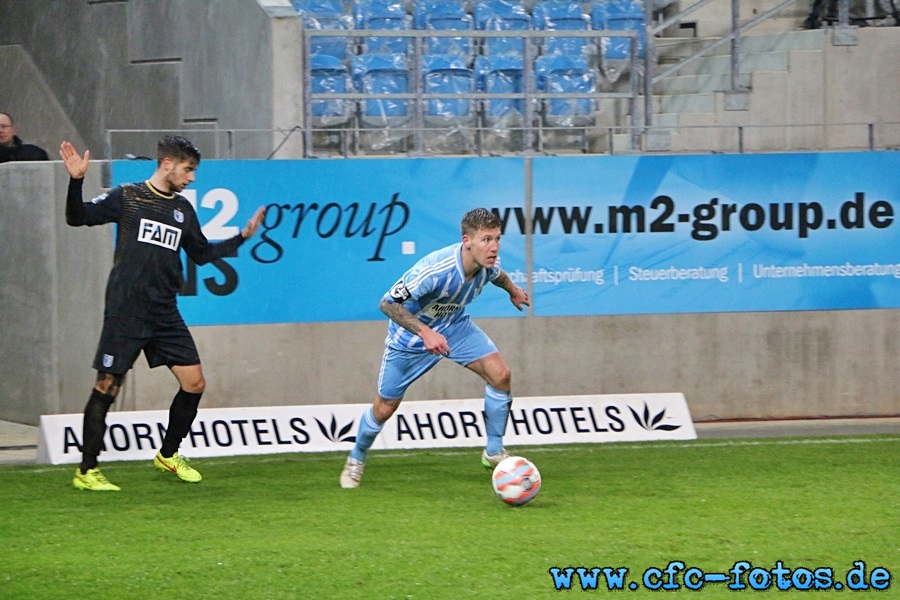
top-left (241, 206), bottom-right (267, 239)
top-left (59, 141), bottom-right (90, 179)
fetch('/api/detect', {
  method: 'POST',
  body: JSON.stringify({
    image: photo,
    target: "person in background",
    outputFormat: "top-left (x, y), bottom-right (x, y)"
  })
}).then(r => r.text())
top-left (0, 112), bottom-right (49, 163)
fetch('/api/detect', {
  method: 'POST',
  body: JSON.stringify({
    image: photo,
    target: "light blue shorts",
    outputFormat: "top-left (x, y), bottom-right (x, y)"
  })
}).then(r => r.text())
top-left (377, 318), bottom-right (498, 399)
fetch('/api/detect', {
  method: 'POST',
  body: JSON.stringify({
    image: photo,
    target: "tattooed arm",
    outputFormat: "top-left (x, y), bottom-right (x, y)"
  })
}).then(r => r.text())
top-left (379, 298), bottom-right (450, 355)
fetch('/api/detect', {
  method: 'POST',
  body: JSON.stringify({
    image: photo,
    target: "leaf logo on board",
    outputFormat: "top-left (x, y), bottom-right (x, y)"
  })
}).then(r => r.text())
top-left (629, 403), bottom-right (681, 432)
top-left (315, 415), bottom-right (357, 443)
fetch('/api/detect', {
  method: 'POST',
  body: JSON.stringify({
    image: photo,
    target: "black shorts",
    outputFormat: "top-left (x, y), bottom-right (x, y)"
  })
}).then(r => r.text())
top-left (92, 314), bottom-right (201, 375)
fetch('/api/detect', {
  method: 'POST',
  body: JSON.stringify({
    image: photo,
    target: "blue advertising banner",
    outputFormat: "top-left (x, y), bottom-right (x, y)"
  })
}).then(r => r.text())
top-left (523, 152), bottom-right (900, 315)
top-left (112, 158), bottom-right (526, 325)
top-left (114, 151), bottom-right (900, 323)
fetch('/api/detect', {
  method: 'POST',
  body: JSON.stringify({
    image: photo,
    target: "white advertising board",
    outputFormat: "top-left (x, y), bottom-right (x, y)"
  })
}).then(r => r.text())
top-left (37, 393), bottom-right (695, 465)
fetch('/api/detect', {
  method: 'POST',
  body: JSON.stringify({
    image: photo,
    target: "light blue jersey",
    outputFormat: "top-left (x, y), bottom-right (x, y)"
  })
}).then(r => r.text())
top-left (383, 242), bottom-right (501, 352)
top-left (351, 237), bottom-right (514, 463)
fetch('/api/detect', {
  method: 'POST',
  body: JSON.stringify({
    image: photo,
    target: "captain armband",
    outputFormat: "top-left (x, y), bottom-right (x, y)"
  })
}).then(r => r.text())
top-left (388, 280), bottom-right (411, 302)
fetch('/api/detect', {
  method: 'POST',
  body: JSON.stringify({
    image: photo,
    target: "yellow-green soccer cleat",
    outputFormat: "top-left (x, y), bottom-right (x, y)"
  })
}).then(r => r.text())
top-left (153, 452), bottom-right (202, 483)
top-left (73, 467), bottom-right (121, 491)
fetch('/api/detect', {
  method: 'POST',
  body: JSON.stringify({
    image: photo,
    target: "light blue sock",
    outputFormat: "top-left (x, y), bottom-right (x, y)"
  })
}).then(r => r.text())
top-left (350, 406), bottom-right (383, 462)
top-left (484, 385), bottom-right (512, 455)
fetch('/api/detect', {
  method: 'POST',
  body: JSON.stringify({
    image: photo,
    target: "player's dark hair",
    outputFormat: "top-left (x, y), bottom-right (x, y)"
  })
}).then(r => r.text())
top-left (461, 208), bottom-right (501, 236)
top-left (157, 135), bottom-right (201, 166)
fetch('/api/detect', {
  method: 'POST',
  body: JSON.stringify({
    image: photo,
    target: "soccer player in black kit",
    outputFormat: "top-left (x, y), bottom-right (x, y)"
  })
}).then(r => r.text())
top-left (60, 136), bottom-right (265, 491)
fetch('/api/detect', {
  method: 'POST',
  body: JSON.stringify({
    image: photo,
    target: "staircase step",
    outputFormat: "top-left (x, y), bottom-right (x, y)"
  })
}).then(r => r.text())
top-left (599, 29), bottom-right (829, 144)
top-left (611, 132), bottom-right (637, 153)
top-left (655, 92), bottom-right (716, 114)
top-left (651, 113), bottom-right (681, 127)
top-left (653, 72), bottom-right (752, 94)
top-left (736, 30), bottom-right (826, 53)
top-left (656, 50), bottom-right (789, 77)
top-left (655, 36), bottom-right (721, 61)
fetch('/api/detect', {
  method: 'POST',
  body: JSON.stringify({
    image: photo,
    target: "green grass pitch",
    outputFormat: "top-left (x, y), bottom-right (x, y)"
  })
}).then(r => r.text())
top-left (1, 435), bottom-right (897, 598)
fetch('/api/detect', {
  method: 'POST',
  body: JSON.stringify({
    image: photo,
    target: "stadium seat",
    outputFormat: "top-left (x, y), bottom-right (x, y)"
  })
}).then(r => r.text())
top-left (531, 0), bottom-right (592, 60)
top-left (354, 0), bottom-right (412, 55)
top-left (310, 54), bottom-right (354, 126)
top-left (591, 0), bottom-right (646, 61)
top-left (414, 0), bottom-right (474, 57)
top-left (293, 0), bottom-right (354, 59)
top-left (475, 54), bottom-right (524, 123)
top-left (422, 54), bottom-right (474, 119)
top-left (473, 0), bottom-right (532, 56)
top-left (351, 53), bottom-right (413, 150)
top-left (420, 54), bottom-right (476, 152)
top-left (474, 54), bottom-right (526, 151)
top-left (534, 53), bottom-right (596, 151)
top-left (309, 54), bottom-right (354, 155)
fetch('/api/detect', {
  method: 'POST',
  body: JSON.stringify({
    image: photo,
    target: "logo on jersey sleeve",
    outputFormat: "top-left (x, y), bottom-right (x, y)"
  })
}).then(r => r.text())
top-left (389, 280), bottom-right (411, 302)
top-left (138, 218), bottom-right (182, 251)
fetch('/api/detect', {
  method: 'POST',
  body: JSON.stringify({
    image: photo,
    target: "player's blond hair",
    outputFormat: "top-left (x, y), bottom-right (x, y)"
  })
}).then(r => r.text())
top-left (461, 208), bottom-right (501, 236)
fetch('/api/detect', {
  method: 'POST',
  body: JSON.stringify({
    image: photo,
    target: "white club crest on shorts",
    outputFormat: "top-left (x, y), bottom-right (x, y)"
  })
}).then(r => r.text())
top-left (173, 209), bottom-right (184, 223)
top-left (102, 354), bottom-right (114, 368)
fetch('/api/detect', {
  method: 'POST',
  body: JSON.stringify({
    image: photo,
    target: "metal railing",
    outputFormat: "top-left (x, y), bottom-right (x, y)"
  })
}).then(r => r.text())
top-left (302, 28), bottom-right (643, 157)
top-left (106, 121), bottom-right (900, 161)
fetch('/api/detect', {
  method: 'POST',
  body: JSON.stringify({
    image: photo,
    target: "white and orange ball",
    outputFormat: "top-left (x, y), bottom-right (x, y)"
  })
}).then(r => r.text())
top-left (491, 456), bottom-right (541, 506)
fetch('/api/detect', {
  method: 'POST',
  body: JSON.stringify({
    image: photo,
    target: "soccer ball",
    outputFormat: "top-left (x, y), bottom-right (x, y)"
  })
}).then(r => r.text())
top-left (491, 456), bottom-right (541, 506)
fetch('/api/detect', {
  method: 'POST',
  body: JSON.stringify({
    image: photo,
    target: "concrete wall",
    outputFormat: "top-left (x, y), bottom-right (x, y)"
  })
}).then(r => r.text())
top-left (662, 28), bottom-right (900, 152)
top-left (0, 162), bottom-right (110, 422)
top-left (0, 45), bottom-right (85, 159)
top-left (2, 162), bottom-right (898, 426)
top-left (0, 0), bottom-right (302, 160)
top-left (669, 0), bottom-right (809, 38)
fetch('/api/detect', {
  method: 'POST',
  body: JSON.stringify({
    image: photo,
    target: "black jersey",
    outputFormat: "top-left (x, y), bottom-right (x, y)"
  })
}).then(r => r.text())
top-left (66, 177), bottom-right (245, 319)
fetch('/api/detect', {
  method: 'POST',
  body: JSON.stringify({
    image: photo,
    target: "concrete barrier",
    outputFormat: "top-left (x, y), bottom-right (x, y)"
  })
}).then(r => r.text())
top-left (2, 162), bottom-right (898, 425)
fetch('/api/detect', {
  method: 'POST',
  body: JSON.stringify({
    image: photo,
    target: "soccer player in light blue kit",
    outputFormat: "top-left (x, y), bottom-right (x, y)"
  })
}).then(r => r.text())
top-left (340, 208), bottom-right (529, 488)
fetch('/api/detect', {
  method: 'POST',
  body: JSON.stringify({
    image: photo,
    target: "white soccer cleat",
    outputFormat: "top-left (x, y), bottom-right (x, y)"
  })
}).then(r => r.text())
top-left (481, 448), bottom-right (512, 469)
top-left (340, 456), bottom-right (365, 489)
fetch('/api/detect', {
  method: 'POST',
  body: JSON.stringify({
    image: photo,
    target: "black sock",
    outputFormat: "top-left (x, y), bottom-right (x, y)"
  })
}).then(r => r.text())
top-left (159, 389), bottom-right (202, 458)
top-left (80, 389), bottom-right (115, 474)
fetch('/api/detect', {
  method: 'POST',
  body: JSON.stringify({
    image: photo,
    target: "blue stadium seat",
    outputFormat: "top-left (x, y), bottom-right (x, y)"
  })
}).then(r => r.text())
top-left (414, 0), bottom-right (474, 57)
top-left (534, 54), bottom-right (595, 127)
top-left (475, 54), bottom-right (524, 122)
top-left (475, 54), bottom-right (526, 152)
top-left (591, 0), bottom-right (646, 60)
top-left (421, 54), bottom-right (476, 152)
top-left (422, 54), bottom-right (475, 118)
top-left (354, 0), bottom-right (412, 55)
top-left (473, 0), bottom-right (531, 56)
top-left (310, 54), bottom-right (353, 126)
top-left (293, 0), bottom-right (354, 59)
top-left (352, 52), bottom-right (411, 120)
top-left (351, 53), bottom-right (412, 150)
top-left (531, 0), bottom-right (592, 59)
top-left (309, 54), bottom-right (354, 155)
